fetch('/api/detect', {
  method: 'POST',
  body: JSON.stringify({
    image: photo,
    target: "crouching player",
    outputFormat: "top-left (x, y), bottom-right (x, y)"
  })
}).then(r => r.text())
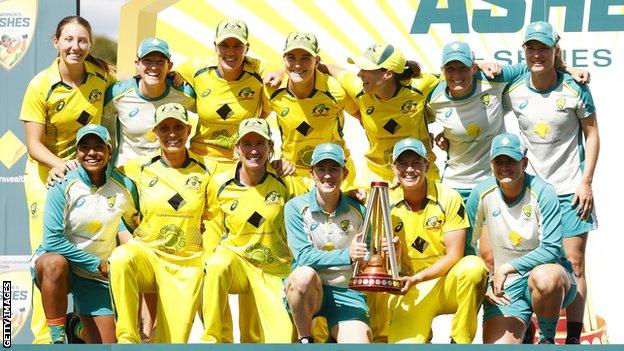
top-left (284, 143), bottom-right (372, 343)
top-left (467, 133), bottom-right (577, 343)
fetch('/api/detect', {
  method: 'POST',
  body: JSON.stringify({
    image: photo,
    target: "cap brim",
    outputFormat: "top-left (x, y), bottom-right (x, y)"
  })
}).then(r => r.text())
top-left (347, 55), bottom-right (380, 71)
top-left (283, 45), bottom-right (318, 57)
top-left (442, 54), bottom-right (473, 67)
top-left (215, 34), bottom-right (248, 45)
top-left (138, 48), bottom-right (171, 59)
top-left (77, 131), bottom-right (111, 147)
top-left (154, 115), bottom-right (191, 127)
top-left (392, 147), bottom-right (427, 163)
top-left (236, 130), bottom-right (271, 143)
top-left (490, 150), bottom-right (524, 161)
top-left (311, 156), bottom-right (345, 167)
top-left (523, 36), bottom-right (555, 47)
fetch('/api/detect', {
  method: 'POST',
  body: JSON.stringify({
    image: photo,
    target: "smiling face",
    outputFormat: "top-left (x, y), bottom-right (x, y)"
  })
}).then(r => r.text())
top-left (215, 37), bottom-right (248, 77)
top-left (235, 132), bottom-right (272, 172)
top-left (283, 48), bottom-right (319, 85)
top-left (491, 155), bottom-right (527, 187)
top-left (523, 40), bottom-right (557, 75)
top-left (311, 159), bottom-right (346, 196)
top-left (77, 134), bottom-right (110, 175)
top-left (136, 52), bottom-right (171, 87)
top-left (53, 22), bottom-right (92, 66)
top-left (392, 150), bottom-right (428, 190)
top-left (154, 118), bottom-right (191, 155)
top-left (442, 60), bottom-right (477, 98)
top-left (357, 68), bottom-right (391, 94)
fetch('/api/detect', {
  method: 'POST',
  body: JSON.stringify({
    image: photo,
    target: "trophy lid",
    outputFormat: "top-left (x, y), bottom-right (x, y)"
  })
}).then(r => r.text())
top-left (370, 181), bottom-right (389, 187)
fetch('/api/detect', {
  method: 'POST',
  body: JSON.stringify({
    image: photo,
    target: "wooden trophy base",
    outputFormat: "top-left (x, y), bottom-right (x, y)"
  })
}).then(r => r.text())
top-left (349, 272), bottom-right (403, 293)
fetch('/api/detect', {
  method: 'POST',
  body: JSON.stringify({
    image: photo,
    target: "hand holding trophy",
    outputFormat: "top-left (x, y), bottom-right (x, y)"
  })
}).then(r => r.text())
top-left (349, 181), bottom-right (404, 293)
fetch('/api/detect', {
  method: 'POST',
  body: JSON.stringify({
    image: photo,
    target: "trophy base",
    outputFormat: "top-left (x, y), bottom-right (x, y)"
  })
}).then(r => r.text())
top-left (349, 273), bottom-right (404, 293)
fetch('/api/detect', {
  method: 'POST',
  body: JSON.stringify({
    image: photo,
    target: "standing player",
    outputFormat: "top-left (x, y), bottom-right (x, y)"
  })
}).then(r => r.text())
top-left (284, 143), bottom-right (370, 343)
top-left (264, 32), bottom-right (359, 190)
top-left (504, 21), bottom-right (599, 343)
top-left (102, 37), bottom-right (196, 166)
top-left (327, 43), bottom-right (440, 186)
top-left (388, 138), bottom-right (488, 343)
top-left (108, 103), bottom-right (210, 343)
top-left (31, 125), bottom-right (138, 343)
top-left (176, 19), bottom-right (270, 168)
top-left (467, 133), bottom-right (577, 344)
top-left (19, 16), bottom-right (115, 344)
top-left (201, 118), bottom-right (307, 343)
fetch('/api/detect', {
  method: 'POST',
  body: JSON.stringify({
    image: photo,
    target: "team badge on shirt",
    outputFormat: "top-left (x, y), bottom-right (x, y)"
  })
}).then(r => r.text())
top-left (425, 216), bottom-right (443, 229)
top-left (88, 89), bottom-right (103, 103)
top-left (185, 176), bottom-right (202, 190)
top-left (264, 191), bottom-right (282, 205)
top-left (400, 100), bottom-right (414, 113)
top-left (522, 204), bottom-right (533, 219)
top-left (107, 196), bottom-right (116, 208)
top-left (556, 98), bottom-right (566, 111)
top-left (480, 94), bottom-right (490, 107)
top-left (340, 219), bottom-right (349, 231)
top-left (312, 103), bottom-right (330, 117)
top-left (237, 87), bottom-right (255, 100)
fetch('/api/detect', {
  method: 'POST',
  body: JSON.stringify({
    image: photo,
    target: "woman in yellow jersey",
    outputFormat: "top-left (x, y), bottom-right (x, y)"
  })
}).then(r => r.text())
top-left (176, 19), bottom-right (277, 167)
top-left (320, 44), bottom-right (439, 188)
top-left (108, 103), bottom-right (210, 343)
top-left (263, 32), bottom-right (359, 191)
top-left (201, 118), bottom-right (307, 343)
top-left (19, 16), bottom-right (115, 344)
top-left (175, 18), bottom-right (288, 342)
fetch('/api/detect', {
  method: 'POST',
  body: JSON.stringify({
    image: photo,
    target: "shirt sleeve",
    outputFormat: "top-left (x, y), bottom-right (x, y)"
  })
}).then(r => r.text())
top-left (441, 186), bottom-right (470, 234)
top-left (285, 199), bottom-right (351, 269)
top-left (509, 183), bottom-right (564, 275)
top-left (19, 77), bottom-right (47, 124)
top-left (576, 82), bottom-right (596, 117)
top-left (466, 186), bottom-right (484, 255)
top-left (42, 183), bottom-right (101, 272)
top-left (336, 71), bottom-right (362, 100)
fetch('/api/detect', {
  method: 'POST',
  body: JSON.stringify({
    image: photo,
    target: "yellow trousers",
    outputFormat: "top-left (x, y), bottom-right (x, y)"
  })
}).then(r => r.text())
top-left (201, 246), bottom-right (292, 343)
top-left (108, 240), bottom-right (203, 343)
top-left (24, 158), bottom-right (51, 344)
top-left (388, 256), bottom-right (487, 343)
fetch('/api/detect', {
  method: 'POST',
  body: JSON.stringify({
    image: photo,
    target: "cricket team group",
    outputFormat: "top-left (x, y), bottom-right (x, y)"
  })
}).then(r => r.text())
top-left (20, 14), bottom-right (598, 344)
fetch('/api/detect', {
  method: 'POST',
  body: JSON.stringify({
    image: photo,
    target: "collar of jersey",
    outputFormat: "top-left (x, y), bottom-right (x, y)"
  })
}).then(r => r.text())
top-left (231, 162), bottom-right (279, 187)
top-left (279, 69), bottom-right (328, 99)
top-left (132, 75), bottom-right (173, 101)
top-left (76, 162), bottom-right (113, 188)
top-left (46, 57), bottom-right (100, 87)
top-left (391, 179), bottom-right (439, 208)
top-left (308, 187), bottom-right (349, 216)
top-left (525, 70), bottom-right (563, 94)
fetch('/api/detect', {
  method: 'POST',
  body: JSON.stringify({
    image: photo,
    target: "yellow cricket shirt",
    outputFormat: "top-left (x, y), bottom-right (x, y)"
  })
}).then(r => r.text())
top-left (390, 181), bottom-right (468, 274)
top-left (19, 58), bottom-right (114, 159)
